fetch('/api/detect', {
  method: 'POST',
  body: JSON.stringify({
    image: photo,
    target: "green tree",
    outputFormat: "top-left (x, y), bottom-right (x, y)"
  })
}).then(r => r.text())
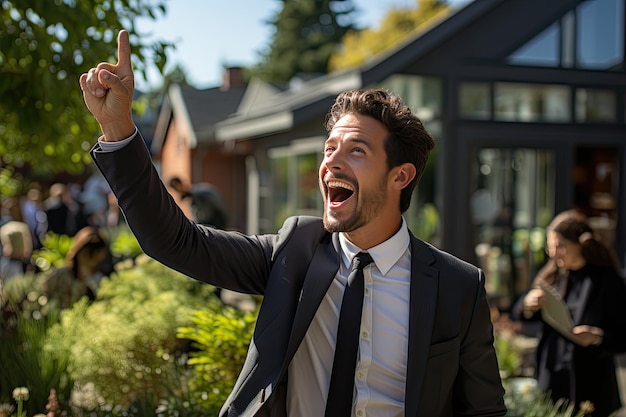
top-left (329, 0), bottom-right (450, 71)
top-left (252, 0), bottom-right (358, 83)
top-left (0, 0), bottom-right (172, 178)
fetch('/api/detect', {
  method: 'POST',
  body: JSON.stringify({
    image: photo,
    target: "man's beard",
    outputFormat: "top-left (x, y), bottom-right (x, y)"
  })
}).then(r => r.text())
top-left (322, 177), bottom-right (387, 233)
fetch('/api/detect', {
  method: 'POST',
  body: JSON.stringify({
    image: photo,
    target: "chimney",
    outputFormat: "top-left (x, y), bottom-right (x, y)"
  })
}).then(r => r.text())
top-left (221, 66), bottom-right (244, 90)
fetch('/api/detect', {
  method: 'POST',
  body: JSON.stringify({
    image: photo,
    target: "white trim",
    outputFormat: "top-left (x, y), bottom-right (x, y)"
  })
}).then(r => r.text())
top-left (168, 84), bottom-right (198, 148)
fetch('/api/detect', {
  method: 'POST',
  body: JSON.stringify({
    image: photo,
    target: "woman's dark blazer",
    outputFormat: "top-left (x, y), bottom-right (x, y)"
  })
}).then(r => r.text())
top-left (91, 134), bottom-right (506, 417)
top-left (515, 265), bottom-right (626, 417)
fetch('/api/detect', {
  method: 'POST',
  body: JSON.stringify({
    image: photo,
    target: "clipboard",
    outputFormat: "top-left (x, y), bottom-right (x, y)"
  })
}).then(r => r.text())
top-left (537, 281), bottom-right (575, 341)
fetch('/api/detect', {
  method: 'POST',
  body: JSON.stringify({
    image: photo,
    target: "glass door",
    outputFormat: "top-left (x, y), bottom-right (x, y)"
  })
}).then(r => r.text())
top-left (470, 148), bottom-right (555, 310)
top-left (574, 146), bottom-right (621, 260)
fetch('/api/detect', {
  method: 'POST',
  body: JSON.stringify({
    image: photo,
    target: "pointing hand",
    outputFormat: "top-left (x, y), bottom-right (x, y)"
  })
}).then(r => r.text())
top-left (79, 29), bottom-right (136, 141)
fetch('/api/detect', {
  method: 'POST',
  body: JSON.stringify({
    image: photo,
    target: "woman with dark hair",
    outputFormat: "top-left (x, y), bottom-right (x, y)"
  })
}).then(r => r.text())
top-left (43, 226), bottom-right (112, 308)
top-left (518, 211), bottom-right (626, 416)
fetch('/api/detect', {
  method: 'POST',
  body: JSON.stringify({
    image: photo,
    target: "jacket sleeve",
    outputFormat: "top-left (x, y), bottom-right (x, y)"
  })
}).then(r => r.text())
top-left (416, 244), bottom-right (507, 416)
top-left (90, 133), bottom-right (276, 294)
top-left (454, 268), bottom-right (507, 416)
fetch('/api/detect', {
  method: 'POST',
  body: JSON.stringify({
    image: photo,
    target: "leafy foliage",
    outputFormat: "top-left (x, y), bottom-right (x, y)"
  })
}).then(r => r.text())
top-left (176, 305), bottom-right (257, 415)
top-left (504, 378), bottom-right (598, 417)
top-left (31, 231), bottom-right (74, 272)
top-left (0, 0), bottom-right (172, 177)
top-left (495, 331), bottom-right (522, 379)
top-left (43, 256), bottom-right (218, 411)
top-left (0, 167), bottom-right (22, 198)
top-left (0, 310), bottom-right (72, 417)
top-left (0, 225), bottom-right (260, 416)
top-left (0, 272), bottom-right (60, 323)
top-left (252, 0), bottom-right (358, 83)
top-left (106, 224), bottom-right (143, 260)
top-left (329, 0), bottom-right (450, 71)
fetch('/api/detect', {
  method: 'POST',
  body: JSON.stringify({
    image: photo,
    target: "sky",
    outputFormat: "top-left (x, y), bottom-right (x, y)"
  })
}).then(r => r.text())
top-left (134, 0), bottom-right (471, 90)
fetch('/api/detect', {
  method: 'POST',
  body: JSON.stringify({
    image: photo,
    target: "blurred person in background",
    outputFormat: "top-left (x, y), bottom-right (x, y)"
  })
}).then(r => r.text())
top-left (516, 210), bottom-right (626, 416)
top-left (44, 182), bottom-right (83, 237)
top-left (0, 220), bottom-right (34, 284)
top-left (20, 186), bottom-right (47, 249)
top-left (168, 176), bottom-right (228, 229)
top-left (43, 226), bottom-right (113, 308)
top-left (80, 168), bottom-right (115, 228)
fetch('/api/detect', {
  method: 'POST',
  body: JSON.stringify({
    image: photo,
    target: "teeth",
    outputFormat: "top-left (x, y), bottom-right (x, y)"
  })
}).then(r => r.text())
top-left (327, 180), bottom-right (354, 191)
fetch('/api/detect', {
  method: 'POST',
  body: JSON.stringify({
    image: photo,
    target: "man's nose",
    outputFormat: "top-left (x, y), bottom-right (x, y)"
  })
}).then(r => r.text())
top-left (324, 149), bottom-right (345, 170)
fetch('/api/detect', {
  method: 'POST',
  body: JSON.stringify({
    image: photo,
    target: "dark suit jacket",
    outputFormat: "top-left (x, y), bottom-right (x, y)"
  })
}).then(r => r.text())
top-left (91, 134), bottom-right (506, 417)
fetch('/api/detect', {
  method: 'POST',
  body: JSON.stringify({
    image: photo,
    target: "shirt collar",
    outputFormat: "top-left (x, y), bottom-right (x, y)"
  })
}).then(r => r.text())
top-left (338, 217), bottom-right (410, 275)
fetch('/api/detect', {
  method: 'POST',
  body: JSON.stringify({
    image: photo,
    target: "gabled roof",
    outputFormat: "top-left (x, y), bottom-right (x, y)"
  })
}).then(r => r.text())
top-left (215, 69), bottom-right (363, 140)
top-left (151, 83), bottom-right (246, 153)
top-left (215, 0), bottom-right (586, 142)
top-left (235, 78), bottom-right (286, 117)
top-left (214, 0), bottom-right (488, 142)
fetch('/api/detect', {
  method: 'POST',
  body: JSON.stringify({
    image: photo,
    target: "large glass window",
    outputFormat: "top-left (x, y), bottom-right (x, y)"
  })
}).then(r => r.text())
top-left (507, 0), bottom-right (624, 71)
top-left (381, 74), bottom-right (442, 128)
top-left (295, 153), bottom-right (320, 214)
top-left (576, 88), bottom-right (617, 122)
top-left (380, 74), bottom-right (441, 242)
top-left (574, 146), bottom-right (620, 249)
top-left (460, 82), bottom-right (623, 125)
top-left (508, 22), bottom-right (560, 67)
top-left (267, 138), bottom-right (323, 231)
top-left (577, 0), bottom-right (624, 70)
top-left (494, 83), bottom-right (570, 122)
top-left (269, 154), bottom-right (289, 231)
top-left (459, 82), bottom-right (490, 120)
top-left (470, 148), bottom-right (555, 308)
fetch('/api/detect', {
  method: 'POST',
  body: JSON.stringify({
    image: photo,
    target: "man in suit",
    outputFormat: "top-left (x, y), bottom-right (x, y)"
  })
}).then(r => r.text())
top-left (80, 30), bottom-right (506, 417)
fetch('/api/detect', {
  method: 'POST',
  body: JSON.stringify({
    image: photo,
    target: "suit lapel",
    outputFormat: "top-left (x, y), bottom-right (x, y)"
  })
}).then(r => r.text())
top-left (404, 236), bottom-right (438, 417)
top-left (283, 235), bottom-right (340, 364)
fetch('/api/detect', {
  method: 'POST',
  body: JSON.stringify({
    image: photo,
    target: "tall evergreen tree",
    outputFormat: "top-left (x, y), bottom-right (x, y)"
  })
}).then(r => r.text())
top-left (253, 0), bottom-right (358, 83)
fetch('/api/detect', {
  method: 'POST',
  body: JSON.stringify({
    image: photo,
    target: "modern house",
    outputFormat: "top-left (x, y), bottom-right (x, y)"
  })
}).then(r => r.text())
top-left (154, 0), bottom-right (626, 310)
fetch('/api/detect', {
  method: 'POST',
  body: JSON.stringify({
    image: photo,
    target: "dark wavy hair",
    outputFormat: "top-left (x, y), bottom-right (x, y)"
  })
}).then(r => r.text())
top-left (325, 88), bottom-right (435, 213)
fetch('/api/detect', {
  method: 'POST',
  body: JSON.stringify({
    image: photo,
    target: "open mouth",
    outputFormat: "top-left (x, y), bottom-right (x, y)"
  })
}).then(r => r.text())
top-left (326, 180), bottom-right (354, 204)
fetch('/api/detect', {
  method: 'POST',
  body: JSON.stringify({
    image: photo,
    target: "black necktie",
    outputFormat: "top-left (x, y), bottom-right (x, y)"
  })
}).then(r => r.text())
top-left (325, 252), bottom-right (374, 417)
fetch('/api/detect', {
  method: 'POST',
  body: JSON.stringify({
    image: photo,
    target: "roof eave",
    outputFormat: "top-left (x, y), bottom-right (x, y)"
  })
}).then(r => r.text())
top-left (362, 0), bottom-right (503, 84)
top-left (215, 70), bottom-right (362, 140)
top-left (169, 84), bottom-right (198, 148)
top-left (215, 111), bottom-right (294, 141)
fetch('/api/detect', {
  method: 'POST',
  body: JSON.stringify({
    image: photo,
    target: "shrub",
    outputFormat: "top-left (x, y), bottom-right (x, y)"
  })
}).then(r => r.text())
top-left (175, 305), bottom-right (257, 415)
top-left (44, 255), bottom-right (218, 413)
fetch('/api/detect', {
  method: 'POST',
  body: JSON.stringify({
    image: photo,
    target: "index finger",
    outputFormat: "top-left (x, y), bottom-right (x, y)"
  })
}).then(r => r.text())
top-left (116, 29), bottom-right (132, 71)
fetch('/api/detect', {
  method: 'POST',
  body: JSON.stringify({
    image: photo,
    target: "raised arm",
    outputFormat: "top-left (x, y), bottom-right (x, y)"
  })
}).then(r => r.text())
top-left (79, 29), bottom-right (135, 142)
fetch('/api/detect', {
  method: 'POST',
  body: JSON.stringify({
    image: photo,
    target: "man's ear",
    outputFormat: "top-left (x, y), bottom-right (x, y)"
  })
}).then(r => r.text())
top-left (390, 163), bottom-right (417, 190)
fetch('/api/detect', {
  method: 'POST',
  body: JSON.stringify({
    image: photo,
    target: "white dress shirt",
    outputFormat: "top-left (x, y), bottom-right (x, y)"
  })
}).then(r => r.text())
top-left (287, 219), bottom-right (411, 417)
top-left (96, 130), bottom-right (136, 151)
